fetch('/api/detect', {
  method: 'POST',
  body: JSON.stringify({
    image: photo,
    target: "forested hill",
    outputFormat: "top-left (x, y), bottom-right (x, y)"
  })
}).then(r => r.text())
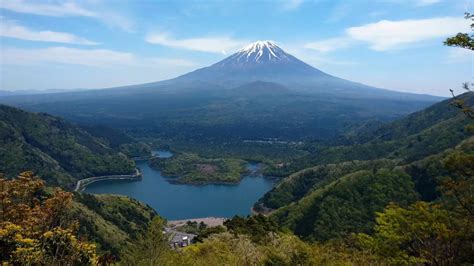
top-left (346, 91), bottom-right (474, 143)
top-left (256, 92), bottom-right (474, 242)
top-left (265, 92), bottom-right (473, 176)
top-left (0, 104), bottom-right (135, 188)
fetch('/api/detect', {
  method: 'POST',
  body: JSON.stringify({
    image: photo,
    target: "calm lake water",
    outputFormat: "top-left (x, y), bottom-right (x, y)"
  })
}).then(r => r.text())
top-left (84, 151), bottom-right (275, 220)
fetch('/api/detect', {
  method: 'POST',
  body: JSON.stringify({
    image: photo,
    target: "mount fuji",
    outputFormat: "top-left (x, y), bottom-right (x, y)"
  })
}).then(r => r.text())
top-left (0, 40), bottom-right (443, 141)
top-left (175, 40), bottom-right (326, 85)
top-left (150, 40), bottom-right (439, 100)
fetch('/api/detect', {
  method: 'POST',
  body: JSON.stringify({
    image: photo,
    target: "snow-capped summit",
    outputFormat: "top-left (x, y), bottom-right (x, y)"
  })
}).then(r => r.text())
top-left (172, 40), bottom-right (330, 85)
top-left (218, 40), bottom-right (292, 66)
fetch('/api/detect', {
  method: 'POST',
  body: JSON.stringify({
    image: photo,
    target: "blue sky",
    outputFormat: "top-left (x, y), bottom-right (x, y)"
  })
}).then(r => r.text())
top-left (0, 0), bottom-right (472, 96)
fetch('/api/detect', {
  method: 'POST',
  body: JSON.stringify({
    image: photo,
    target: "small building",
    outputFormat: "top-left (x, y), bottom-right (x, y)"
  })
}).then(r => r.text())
top-left (169, 232), bottom-right (196, 248)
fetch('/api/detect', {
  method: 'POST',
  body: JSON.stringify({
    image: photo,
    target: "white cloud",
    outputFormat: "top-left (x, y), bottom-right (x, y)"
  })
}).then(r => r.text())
top-left (346, 17), bottom-right (470, 51)
top-left (0, 0), bottom-right (95, 17)
top-left (0, 46), bottom-right (195, 68)
top-left (0, 19), bottom-right (98, 45)
top-left (304, 37), bottom-right (352, 52)
top-left (0, 0), bottom-right (134, 32)
top-left (145, 33), bottom-right (247, 54)
top-left (1, 46), bottom-right (135, 67)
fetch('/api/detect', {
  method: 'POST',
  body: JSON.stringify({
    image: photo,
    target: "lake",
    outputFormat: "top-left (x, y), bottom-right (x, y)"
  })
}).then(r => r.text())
top-left (84, 151), bottom-right (275, 220)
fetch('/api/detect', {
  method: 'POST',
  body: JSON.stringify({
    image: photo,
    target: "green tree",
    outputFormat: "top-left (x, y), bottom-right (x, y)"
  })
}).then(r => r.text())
top-left (444, 13), bottom-right (474, 50)
top-left (445, 12), bottom-right (474, 118)
top-left (357, 202), bottom-right (466, 264)
top-left (121, 216), bottom-right (171, 265)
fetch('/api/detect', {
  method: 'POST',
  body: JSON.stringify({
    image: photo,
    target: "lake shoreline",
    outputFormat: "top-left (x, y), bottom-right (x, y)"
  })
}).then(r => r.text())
top-left (74, 168), bottom-right (141, 192)
top-left (83, 151), bottom-right (275, 219)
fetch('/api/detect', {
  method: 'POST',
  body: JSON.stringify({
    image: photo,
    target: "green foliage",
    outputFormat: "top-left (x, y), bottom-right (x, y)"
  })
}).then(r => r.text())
top-left (151, 137), bottom-right (308, 167)
top-left (263, 93), bottom-right (474, 178)
top-left (123, 227), bottom-right (383, 265)
top-left (273, 169), bottom-right (419, 241)
top-left (119, 142), bottom-right (152, 157)
top-left (224, 215), bottom-right (279, 243)
top-left (0, 104), bottom-right (135, 188)
top-left (149, 152), bottom-right (247, 184)
top-left (121, 216), bottom-right (171, 265)
top-left (444, 13), bottom-right (474, 50)
top-left (357, 201), bottom-right (473, 264)
top-left (193, 225), bottom-right (226, 243)
top-left (258, 159), bottom-right (397, 209)
top-left (72, 193), bottom-right (156, 255)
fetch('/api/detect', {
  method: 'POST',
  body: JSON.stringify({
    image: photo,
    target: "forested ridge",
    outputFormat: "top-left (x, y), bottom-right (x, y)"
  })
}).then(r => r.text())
top-left (255, 93), bottom-right (473, 247)
top-left (263, 92), bottom-right (474, 177)
top-left (0, 104), bottom-right (137, 188)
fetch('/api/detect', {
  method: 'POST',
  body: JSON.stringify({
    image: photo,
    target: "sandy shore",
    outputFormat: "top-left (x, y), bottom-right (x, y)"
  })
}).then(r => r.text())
top-left (168, 217), bottom-right (227, 227)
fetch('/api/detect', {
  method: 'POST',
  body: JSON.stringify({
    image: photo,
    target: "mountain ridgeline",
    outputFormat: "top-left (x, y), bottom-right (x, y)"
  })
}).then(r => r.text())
top-left (0, 41), bottom-right (442, 142)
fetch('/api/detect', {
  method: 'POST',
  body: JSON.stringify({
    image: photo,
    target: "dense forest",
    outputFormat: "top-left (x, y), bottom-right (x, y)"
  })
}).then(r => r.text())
top-left (149, 152), bottom-right (247, 184)
top-left (0, 104), bottom-right (137, 188)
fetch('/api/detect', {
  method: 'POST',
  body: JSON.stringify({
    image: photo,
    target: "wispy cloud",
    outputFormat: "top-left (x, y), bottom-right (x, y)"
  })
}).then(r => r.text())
top-left (381, 0), bottom-right (442, 7)
top-left (1, 46), bottom-right (195, 68)
top-left (145, 33), bottom-right (247, 54)
top-left (284, 44), bottom-right (358, 66)
top-left (0, 18), bottom-right (98, 45)
top-left (304, 37), bottom-right (352, 52)
top-left (325, 3), bottom-right (350, 23)
top-left (281, 0), bottom-right (305, 10)
top-left (0, 0), bottom-right (134, 32)
top-left (99, 12), bottom-right (134, 33)
top-left (416, 0), bottom-right (441, 6)
top-left (346, 17), bottom-right (470, 51)
top-left (0, 0), bottom-right (95, 17)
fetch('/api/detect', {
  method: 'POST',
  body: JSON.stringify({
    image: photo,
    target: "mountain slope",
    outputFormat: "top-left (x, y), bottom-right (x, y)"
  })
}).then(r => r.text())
top-left (0, 104), bottom-right (135, 188)
top-left (268, 135), bottom-right (473, 241)
top-left (0, 41), bottom-right (442, 142)
top-left (163, 41), bottom-right (440, 100)
top-left (73, 193), bottom-right (156, 254)
top-left (264, 92), bottom-right (473, 176)
top-left (173, 41), bottom-right (329, 86)
top-left (255, 93), bottom-right (473, 241)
